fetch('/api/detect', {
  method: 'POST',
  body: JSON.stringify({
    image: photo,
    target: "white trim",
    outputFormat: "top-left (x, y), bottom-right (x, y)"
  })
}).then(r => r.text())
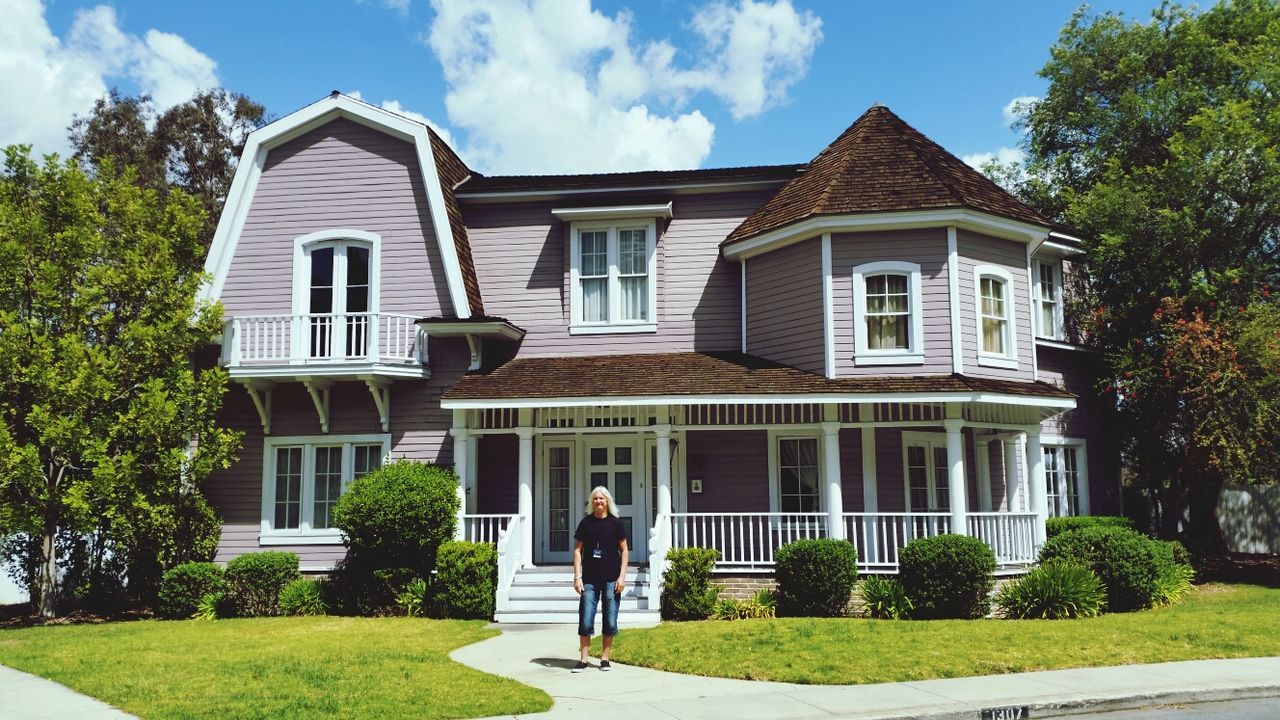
top-left (821, 233), bottom-right (835, 378)
top-left (947, 226), bottom-right (963, 374)
top-left (1039, 436), bottom-right (1091, 517)
top-left (259, 433), bottom-right (391, 543)
top-left (416, 320), bottom-right (525, 340)
top-left (201, 94), bottom-right (471, 318)
top-left (973, 264), bottom-right (1019, 370)
top-left (1035, 338), bottom-right (1096, 353)
top-left (1032, 258), bottom-right (1064, 341)
top-left (227, 364), bottom-right (430, 380)
top-left (723, 208), bottom-right (1050, 261)
top-left (442, 391), bottom-right (1077, 410)
top-left (290, 230), bottom-right (382, 319)
top-left (568, 217), bottom-right (659, 333)
top-left (901, 430), bottom-right (950, 513)
top-left (851, 260), bottom-right (925, 366)
top-left (1027, 244), bottom-right (1040, 381)
top-left (551, 203), bottom-right (673, 222)
top-left (457, 178), bottom-right (792, 201)
top-left (740, 260), bottom-right (748, 353)
top-left (767, 430), bottom-right (824, 514)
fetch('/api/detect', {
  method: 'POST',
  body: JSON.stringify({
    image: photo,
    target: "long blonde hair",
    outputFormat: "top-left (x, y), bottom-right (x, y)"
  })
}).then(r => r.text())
top-left (585, 486), bottom-right (619, 517)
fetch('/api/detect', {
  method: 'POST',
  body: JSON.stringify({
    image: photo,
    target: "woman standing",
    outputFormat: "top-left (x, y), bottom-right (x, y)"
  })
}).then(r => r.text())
top-left (571, 486), bottom-right (628, 672)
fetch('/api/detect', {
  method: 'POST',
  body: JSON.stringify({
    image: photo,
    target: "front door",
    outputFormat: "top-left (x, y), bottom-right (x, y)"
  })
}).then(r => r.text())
top-left (584, 437), bottom-right (648, 559)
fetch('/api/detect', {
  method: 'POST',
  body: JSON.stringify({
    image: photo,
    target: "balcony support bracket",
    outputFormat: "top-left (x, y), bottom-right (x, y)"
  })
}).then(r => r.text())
top-left (240, 380), bottom-right (275, 435)
top-left (465, 333), bottom-right (482, 371)
top-left (301, 378), bottom-right (334, 433)
top-left (363, 377), bottom-right (393, 432)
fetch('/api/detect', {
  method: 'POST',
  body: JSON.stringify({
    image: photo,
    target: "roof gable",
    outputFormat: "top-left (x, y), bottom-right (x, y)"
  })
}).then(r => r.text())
top-left (723, 106), bottom-right (1051, 247)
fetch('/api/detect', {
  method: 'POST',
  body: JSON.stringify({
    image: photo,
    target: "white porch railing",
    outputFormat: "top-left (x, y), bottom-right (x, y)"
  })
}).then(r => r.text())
top-left (224, 312), bottom-right (424, 366)
top-left (494, 514), bottom-right (524, 612)
top-left (647, 513), bottom-right (671, 600)
top-left (669, 512), bottom-right (827, 570)
top-left (461, 514), bottom-right (512, 545)
top-left (968, 512), bottom-right (1038, 566)
top-left (844, 512), bottom-right (952, 573)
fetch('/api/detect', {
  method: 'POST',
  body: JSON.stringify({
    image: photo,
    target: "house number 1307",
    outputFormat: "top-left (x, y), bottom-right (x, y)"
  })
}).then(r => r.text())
top-left (981, 707), bottom-right (1028, 720)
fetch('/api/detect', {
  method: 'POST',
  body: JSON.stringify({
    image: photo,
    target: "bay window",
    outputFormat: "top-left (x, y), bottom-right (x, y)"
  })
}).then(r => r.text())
top-left (852, 261), bottom-right (924, 365)
top-left (262, 434), bottom-right (389, 542)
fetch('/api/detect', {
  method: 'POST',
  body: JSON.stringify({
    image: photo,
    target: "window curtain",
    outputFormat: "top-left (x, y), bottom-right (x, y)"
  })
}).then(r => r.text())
top-left (980, 278), bottom-right (1006, 354)
top-left (580, 231), bottom-right (608, 322)
top-left (619, 228), bottom-right (647, 321)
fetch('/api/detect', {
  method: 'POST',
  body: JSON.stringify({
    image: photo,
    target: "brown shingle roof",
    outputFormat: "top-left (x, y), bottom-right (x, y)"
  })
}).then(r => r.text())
top-left (444, 352), bottom-right (1074, 401)
top-left (428, 128), bottom-right (485, 316)
top-left (723, 106), bottom-right (1052, 246)
top-left (456, 164), bottom-right (805, 195)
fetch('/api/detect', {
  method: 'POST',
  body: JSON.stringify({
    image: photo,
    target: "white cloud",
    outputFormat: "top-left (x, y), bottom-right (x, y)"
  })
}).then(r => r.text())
top-left (357, 0), bottom-right (412, 14)
top-left (424, 0), bottom-right (822, 174)
top-left (962, 146), bottom-right (1025, 170)
top-left (0, 0), bottom-right (218, 157)
top-left (1002, 95), bottom-right (1038, 127)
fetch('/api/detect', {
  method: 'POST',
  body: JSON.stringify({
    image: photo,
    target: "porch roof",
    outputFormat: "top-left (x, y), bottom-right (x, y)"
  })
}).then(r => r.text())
top-left (441, 351), bottom-right (1074, 407)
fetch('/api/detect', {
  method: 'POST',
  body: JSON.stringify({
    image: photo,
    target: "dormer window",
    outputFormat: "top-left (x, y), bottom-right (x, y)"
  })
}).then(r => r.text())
top-left (851, 261), bottom-right (924, 365)
top-left (973, 265), bottom-right (1018, 369)
top-left (555, 203), bottom-right (671, 335)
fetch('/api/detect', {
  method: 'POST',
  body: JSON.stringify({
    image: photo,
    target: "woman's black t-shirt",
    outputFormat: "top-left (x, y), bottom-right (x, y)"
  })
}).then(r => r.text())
top-left (574, 514), bottom-right (626, 583)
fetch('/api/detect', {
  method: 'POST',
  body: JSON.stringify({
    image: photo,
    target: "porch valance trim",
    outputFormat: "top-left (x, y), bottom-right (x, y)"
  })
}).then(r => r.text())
top-left (441, 392), bottom-right (1075, 410)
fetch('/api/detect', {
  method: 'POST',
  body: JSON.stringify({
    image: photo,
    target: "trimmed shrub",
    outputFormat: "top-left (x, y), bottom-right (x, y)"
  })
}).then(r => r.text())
top-left (1045, 515), bottom-right (1133, 539)
top-left (156, 562), bottom-right (226, 620)
top-left (661, 547), bottom-right (720, 620)
top-left (996, 561), bottom-right (1106, 619)
top-left (713, 590), bottom-right (776, 620)
top-left (323, 558), bottom-right (418, 616)
top-left (899, 534), bottom-right (996, 619)
top-left (332, 460), bottom-right (459, 576)
top-left (1038, 526), bottom-right (1160, 612)
top-left (1152, 540), bottom-right (1195, 607)
top-left (774, 539), bottom-right (858, 617)
top-left (434, 541), bottom-right (497, 620)
top-left (278, 578), bottom-right (326, 616)
top-left (859, 575), bottom-right (914, 619)
top-left (225, 551), bottom-right (301, 617)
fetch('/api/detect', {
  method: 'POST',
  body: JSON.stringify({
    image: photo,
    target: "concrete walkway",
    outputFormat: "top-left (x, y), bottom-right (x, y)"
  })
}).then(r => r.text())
top-left (451, 624), bottom-right (1280, 720)
top-left (0, 664), bottom-right (136, 720)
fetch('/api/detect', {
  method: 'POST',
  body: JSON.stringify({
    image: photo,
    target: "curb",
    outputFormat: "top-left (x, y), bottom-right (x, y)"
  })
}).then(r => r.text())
top-left (873, 684), bottom-right (1280, 720)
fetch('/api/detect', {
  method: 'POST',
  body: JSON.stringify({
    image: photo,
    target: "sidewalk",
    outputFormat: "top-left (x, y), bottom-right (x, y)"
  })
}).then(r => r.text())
top-left (0, 664), bottom-right (136, 720)
top-left (451, 624), bottom-right (1280, 720)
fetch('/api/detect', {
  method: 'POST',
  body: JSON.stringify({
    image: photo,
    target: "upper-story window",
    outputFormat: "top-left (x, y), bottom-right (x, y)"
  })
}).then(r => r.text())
top-left (291, 230), bottom-right (381, 360)
top-left (973, 265), bottom-right (1018, 369)
top-left (1035, 260), bottom-right (1063, 340)
top-left (851, 261), bottom-right (924, 365)
top-left (568, 219), bottom-right (659, 334)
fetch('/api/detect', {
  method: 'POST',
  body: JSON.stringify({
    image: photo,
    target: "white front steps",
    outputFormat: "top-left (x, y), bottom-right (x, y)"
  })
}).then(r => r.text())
top-left (495, 565), bottom-right (661, 625)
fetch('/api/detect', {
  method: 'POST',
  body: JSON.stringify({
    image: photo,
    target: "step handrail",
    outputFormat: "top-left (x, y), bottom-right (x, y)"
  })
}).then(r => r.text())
top-left (495, 513), bottom-right (523, 612)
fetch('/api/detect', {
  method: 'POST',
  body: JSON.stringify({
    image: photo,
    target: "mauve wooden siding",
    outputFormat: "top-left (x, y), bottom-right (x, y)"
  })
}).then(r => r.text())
top-left (956, 230), bottom-right (1035, 381)
top-left (207, 338), bottom-right (471, 566)
top-left (839, 428), bottom-right (864, 512)
top-left (1037, 345), bottom-right (1122, 515)
top-left (745, 238), bottom-right (825, 374)
top-left (476, 434), bottom-right (519, 514)
top-left (831, 229), bottom-right (952, 376)
top-left (464, 189), bottom-right (776, 357)
top-left (220, 117), bottom-right (453, 318)
top-left (684, 430), bottom-right (769, 512)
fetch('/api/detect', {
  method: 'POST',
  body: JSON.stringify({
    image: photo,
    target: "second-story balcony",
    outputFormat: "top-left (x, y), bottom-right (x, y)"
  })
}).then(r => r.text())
top-left (222, 312), bottom-right (428, 380)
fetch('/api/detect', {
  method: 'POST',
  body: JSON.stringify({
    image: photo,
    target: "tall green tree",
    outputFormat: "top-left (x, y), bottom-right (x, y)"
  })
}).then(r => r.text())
top-left (69, 88), bottom-right (268, 247)
top-left (1010, 0), bottom-right (1280, 548)
top-left (0, 148), bottom-right (239, 616)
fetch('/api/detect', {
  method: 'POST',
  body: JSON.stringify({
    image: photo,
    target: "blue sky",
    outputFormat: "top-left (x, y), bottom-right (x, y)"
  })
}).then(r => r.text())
top-left (5, 0), bottom-right (1163, 175)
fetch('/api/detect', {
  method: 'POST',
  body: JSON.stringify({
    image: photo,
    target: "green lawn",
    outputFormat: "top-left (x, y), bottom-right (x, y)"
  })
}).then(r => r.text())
top-left (0, 616), bottom-right (551, 720)
top-left (609, 583), bottom-right (1280, 684)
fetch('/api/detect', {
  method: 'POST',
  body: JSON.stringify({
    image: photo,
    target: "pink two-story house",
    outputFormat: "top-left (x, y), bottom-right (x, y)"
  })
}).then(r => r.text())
top-left (201, 93), bottom-right (1118, 621)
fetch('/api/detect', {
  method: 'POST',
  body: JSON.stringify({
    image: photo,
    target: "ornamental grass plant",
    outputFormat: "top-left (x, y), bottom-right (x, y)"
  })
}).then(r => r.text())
top-left (996, 561), bottom-right (1106, 619)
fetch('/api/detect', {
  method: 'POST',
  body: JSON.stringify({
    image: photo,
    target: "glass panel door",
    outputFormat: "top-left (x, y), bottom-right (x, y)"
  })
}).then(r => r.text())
top-left (583, 438), bottom-right (647, 558)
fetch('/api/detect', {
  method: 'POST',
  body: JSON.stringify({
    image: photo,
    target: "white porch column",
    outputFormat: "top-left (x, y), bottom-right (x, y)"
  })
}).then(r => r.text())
top-left (1004, 433), bottom-right (1023, 512)
top-left (943, 417), bottom-right (968, 536)
top-left (821, 420), bottom-right (846, 540)
top-left (654, 424), bottom-right (673, 517)
top-left (858, 404), bottom-right (878, 564)
top-left (516, 425), bottom-right (534, 568)
top-left (1026, 428), bottom-right (1048, 547)
top-left (450, 410), bottom-right (470, 541)
top-left (976, 435), bottom-right (993, 512)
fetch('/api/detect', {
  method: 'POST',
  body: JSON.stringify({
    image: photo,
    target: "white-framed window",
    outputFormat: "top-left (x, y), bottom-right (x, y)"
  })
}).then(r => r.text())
top-left (290, 229), bottom-right (381, 360)
top-left (901, 431), bottom-right (951, 513)
top-left (1034, 260), bottom-right (1063, 340)
top-left (851, 261), bottom-right (924, 365)
top-left (568, 219), bottom-right (658, 334)
top-left (1042, 438), bottom-right (1090, 517)
top-left (972, 265), bottom-right (1018, 369)
top-left (766, 431), bottom-right (823, 514)
top-left (260, 434), bottom-right (390, 543)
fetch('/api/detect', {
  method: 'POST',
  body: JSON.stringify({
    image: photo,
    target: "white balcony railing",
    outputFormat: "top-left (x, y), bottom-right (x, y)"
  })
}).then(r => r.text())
top-left (844, 512), bottom-right (952, 572)
top-left (461, 514), bottom-right (512, 545)
top-left (668, 512), bottom-right (828, 570)
top-left (968, 512), bottom-right (1038, 566)
top-left (223, 313), bottom-right (424, 367)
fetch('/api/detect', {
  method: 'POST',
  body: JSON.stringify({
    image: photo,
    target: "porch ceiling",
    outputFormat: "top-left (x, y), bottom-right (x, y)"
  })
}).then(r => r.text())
top-left (441, 351), bottom-right (1074, 408)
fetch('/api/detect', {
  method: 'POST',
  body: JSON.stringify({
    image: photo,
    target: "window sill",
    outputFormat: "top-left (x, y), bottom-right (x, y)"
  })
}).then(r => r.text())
top-left (260, 532), bottom-right (344, 546)
top-left (569, 323), bottom-right (658, 336)
top-left (853, 352), bottom-right (925, 366)
top-left (977, 354), bottom-right (1020, 370)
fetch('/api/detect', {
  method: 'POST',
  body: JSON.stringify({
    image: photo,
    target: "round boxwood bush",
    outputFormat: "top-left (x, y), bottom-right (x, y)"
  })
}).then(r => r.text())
top-left (774, 539), bottom-right (858, 617)
top-left (225, 551), bottom-right (301, 617)
top-left (899, 534), bottom-right (996, 619)
top-left (278, 578), bottom-right (327, 616)
top-left (332, 459), bottom-right (459, 575)
top-left (996, 561), bottom-right (1106, 619)
top-left (660, 547), bottom-right (720, 620)
top-left (1038, 526), bottom-right (1160, 612)
top-left (1045, 515), bottom-right (1133, 539)
top-left (434, 541), bottom-right (497, 619)
top-left (156, 562), bottom-right (226, 619)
